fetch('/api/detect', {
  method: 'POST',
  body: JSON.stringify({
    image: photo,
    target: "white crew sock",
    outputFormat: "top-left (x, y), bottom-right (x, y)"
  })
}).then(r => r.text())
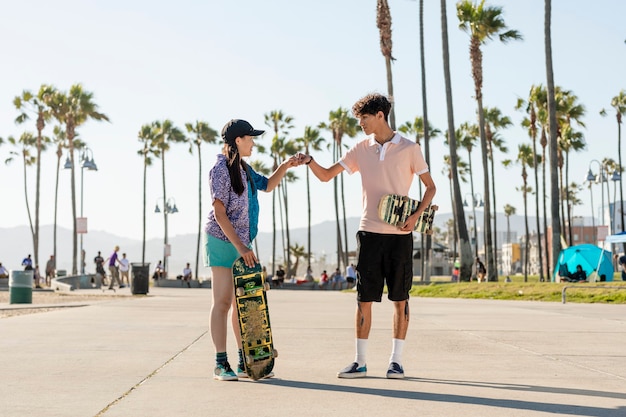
top-left (389, 338), bottom-right (405, 365)
top-left (355, 338), bottom-right (368, 367)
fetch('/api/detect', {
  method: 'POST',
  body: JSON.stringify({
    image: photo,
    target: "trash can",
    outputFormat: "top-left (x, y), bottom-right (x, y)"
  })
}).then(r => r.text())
top-left (130, 263), bottom-right (150, 295)
top-left (56, 269), bottom-right (67, 277)
top-left (10, 270), bottom-right (33, 304)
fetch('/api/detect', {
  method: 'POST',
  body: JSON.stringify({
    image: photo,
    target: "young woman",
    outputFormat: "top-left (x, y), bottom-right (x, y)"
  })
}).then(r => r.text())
top-left (206, 119), bottom-right (297, 381)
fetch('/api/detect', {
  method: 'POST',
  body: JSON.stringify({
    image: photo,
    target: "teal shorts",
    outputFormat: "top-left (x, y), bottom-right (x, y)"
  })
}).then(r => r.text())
top-left (205, 234), bottom-right (246, 268)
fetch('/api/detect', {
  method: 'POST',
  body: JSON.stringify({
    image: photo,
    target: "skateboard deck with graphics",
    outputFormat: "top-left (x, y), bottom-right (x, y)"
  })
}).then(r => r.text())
top-left (378, 194), bottom-right (438, 234)
top-left (233, 257), bottom-right (277, 380)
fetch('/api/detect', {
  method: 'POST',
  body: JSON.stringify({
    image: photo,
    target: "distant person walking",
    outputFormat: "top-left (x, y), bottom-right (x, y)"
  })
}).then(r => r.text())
top-left (45, 255), bottom-right (56, 287)
top-left (476, 257), bottom-right (486, 283)
top-left (104, 246), bottom-right (124, 289)
top-left (118, 253), bottom-right (130, 286)
top-left (94, 251), bottom-right (107, 286)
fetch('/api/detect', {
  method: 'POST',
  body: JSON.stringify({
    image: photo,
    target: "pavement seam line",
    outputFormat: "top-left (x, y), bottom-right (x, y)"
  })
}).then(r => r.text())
top-left (94, 330), bottom-right (209, 416)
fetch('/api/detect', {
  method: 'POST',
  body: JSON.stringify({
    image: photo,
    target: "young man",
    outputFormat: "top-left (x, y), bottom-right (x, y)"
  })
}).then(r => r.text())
top-left (297, 93), bottom-right (436, 379)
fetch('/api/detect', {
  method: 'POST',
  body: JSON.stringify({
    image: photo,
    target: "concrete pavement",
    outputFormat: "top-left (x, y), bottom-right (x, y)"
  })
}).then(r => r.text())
top-left (0, 287), bottom-right (625, 417)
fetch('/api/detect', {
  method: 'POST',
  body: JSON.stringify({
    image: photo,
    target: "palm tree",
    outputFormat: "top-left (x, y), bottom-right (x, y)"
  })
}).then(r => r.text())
top-left (600, 90), bottom-right (626, 250)
top-left (264, 110), bottom-right (294, 275)
top-left (545, 0), bottom-right (561, 274)
top-left (137, 124), bottom-right (159, 264)
top-left (185, 121), bottom-right (218, 280)
top-left (504, 143), bottom-right (535, 282)
top-left (45, 84), bottom-right (109, 274)
top-left (51, 126), bottom-right (68, 263)
top-left (441, 0), bottom-right (472, 281)
top-left (289, 243), bottom-right (307, 278)
top-left (504, 204), bottom-right (516, 244)
top-left (319, 108), bottom-right (359, 270)
top-left (152, 119), bottom-right (186, 275)
top-left (377, 0), bottom-right (396, 129)
top-left (295, 126), bottom-right (326, 268)
top-left (13, 85), bottom-right (56, 268)
top-left (442, 154), bottom-right (469, 269)
top-left (7, 133), bottom-right (39, 257)
top-left (483, 106), bottom-right (511, 273)
top-left (457, 0), bottom-right (522, 282)
top-left (516, 87), bottom-right (547, 280)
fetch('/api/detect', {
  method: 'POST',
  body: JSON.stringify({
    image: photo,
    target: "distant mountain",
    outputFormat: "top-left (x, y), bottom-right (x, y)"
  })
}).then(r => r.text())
top-left (0, 212), bottom-right (579, 278)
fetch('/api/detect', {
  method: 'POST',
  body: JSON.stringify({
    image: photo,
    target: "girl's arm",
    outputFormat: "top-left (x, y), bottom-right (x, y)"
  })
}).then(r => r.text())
top-left (266, 157), bottom-right (298, 192)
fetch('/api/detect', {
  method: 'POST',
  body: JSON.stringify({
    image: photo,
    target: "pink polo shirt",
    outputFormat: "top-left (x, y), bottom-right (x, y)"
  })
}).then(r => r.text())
top-left (339, 133), bottom-right (429, 234)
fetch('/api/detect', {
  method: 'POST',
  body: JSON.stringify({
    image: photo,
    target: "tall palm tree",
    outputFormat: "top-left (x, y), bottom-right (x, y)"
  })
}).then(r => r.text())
top-left (516, 87), bottom-right (547, 280)
top-left (152, 119), bottom-right (186, 275)
top-left (457, 122), bottom-right (480, 258)
top-left (441, 0), bottom-right (472, 281)
top-left (264, 111), bottom-right (294, 275)
top-left (457, 0), bottom-right (522, 282)
top-left (504, 203), bottom-right (516, 244)
top-left (545, 0), bottom-right (561, 274)
top-left (600, 90), bottom-right (626, 247)
top-left (51, 126), bottom-right (68, 263)
top-left (185, 121), bottom-right (218, 280)
top-left (377, 0), bottom-right (396, 129)
top-left (137, 124), bottom-right (159, 264)
top-left (319, 108), bottom-right (359, 270)
top-left (13, 85), bottom-right (56, 268)
top-left (442, 153), bottom-right (469, 269)
top-left (295, 126), bottom-right (326, 268)
top-left (7, 133), bottom-right (39, 257)
top-left (504, 143), bottom-right (535, 281)
top-left (483, 106), bottom-right (511, 274)
top-left (45, 84), bottom-right (109, 274)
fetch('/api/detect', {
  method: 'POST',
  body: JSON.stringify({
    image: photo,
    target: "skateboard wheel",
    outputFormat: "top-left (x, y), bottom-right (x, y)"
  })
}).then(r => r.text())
top-left (263, 282), bottom-right (270, 291)
top-left (246, 354), bottom-right (253, 364)
top-left (272, 349), bottom-right (278, 359)
top-left (236, 287), bottom-right (245, 297)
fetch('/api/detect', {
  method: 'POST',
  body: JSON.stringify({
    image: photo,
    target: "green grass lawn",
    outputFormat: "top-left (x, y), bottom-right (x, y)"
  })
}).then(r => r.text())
top-left (410, 275), bottom-right (626, 304)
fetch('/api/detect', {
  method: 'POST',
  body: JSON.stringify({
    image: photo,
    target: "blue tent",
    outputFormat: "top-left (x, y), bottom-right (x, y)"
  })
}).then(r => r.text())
top-left (553, 244), bottom-right (614, 282)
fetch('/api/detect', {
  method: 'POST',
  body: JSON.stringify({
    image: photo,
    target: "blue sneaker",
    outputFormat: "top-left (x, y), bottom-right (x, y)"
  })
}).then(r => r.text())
top-left (214, 362), bottom-right (238, 381)
top-left (386, 362), bottom-right (404, 379)
top-left (337, 362), bottom-right (367, 378)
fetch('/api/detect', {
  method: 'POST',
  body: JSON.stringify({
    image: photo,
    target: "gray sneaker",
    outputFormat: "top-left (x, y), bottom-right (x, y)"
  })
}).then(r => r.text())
top-left (386, 362), bottom-right (404, 379)
top-left (337, 362), bottom-right (367, 378)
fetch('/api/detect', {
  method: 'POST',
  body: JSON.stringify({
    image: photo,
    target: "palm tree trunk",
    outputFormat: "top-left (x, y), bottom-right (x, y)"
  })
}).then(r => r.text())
top-left (545, 0), bottom-right (562, 275)
top-left (489, 151), bottom-right (498, 276)
top-left (34, 132), bottom-right (42, 268)
top-left (162, 153), bottom-right (168, 276)
top-left (420, 0), bottom-right (432, 282)
top-left (523, 185), bottom-right (529, 282)
top-left (195, 143), bottom-right (202, 280)
top-left (282, 178), bottom-right (292, 275)
top-left (22, 153), bottom-right (35, 247)
top-left (441, 0), bottom-right (472, 281)
top-left (618, 115), bottom-right (625, 254)
top-left (565, 152), bottom-right (573, 245)
top-left (341, 171), bottom-right (349, 269)
top-left (531, 138), bottom-right (544, 281)
top-left (306, 166), bottom-right (312, 267)
top-left (54, 148), bottom-right (61, 265)
top-left (142, 154), bottom-right (147, 264)
top-left (272, 190), bottom-right (276, 275)
top-left (69, 136), bottom-right (78, 275)
top-left (542, 142), bottom-right (550, 279)
top-left (476, 101), bottom-right (495, 281)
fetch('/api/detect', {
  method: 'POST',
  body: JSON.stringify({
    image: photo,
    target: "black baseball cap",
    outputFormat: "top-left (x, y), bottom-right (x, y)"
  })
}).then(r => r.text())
top-left (221, 119), bottom-right (265, 143)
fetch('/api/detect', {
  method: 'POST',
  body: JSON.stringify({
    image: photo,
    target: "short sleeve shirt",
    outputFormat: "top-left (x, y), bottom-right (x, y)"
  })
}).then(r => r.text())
top-left (205, 154), bottom-right (268, 245)
top-left (339, 133), bottom-right (429, 234)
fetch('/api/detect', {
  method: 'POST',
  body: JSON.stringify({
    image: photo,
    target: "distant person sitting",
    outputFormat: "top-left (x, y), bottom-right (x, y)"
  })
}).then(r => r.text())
top-left (475, 257), bottom-right (486, 282)
top-left (620, 255), bottom-right (626, 281)
top-left (0, 263), bottom-right (8, 278)
top-left (273, 266), bottom-right (285, 288)
top-left (182, 262), bottom-right (192, 288)
top-left (153, 261), bottom-right (165, 280)
top-left (570, 265), bottom-right (587, 282)
top-left (330, 267), bottom-right (345, 290)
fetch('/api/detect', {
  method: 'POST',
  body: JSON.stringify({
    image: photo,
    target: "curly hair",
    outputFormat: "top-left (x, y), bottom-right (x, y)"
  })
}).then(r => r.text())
top-left (351, 93), bottom-right (392, 120)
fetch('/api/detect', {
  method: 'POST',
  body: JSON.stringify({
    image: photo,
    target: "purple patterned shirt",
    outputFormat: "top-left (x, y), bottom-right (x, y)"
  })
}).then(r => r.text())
top-left (205, 154), bottom-right (268, 246)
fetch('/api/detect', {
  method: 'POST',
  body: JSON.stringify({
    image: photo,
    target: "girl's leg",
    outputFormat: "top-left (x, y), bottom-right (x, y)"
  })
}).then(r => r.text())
top-left (210, 266), bottom-right (234, 352)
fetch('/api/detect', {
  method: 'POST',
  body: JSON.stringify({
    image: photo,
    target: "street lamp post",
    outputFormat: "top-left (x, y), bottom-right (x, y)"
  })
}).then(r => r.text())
top-left (155, 197), bottom-right (178, 277)
top-left (64, 147), bottom-right (98, 274)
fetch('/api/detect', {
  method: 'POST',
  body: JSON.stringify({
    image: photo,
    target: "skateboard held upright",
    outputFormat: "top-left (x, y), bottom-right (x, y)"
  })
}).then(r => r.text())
top-left (378, 194), bottom-right (438, 234)
top-left (232, 257), bottom-right (277, 380)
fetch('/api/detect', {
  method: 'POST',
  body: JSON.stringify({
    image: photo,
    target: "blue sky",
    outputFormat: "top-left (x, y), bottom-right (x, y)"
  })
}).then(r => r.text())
top-left (1, 0), bottom-right (625, 248)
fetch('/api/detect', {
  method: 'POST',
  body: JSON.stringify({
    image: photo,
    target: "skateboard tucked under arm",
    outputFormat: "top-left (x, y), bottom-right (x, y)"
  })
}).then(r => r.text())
top-left (378, 194), bottom-right (438, 234)
top-left (232, 257), bottom-right (277, 380)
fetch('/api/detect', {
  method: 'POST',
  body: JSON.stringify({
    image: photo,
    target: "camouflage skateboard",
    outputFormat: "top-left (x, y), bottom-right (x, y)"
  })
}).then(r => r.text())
top-left (378, 194), bottom-right (438, 234)
top-left (233, 257), bottom-right (277, 380)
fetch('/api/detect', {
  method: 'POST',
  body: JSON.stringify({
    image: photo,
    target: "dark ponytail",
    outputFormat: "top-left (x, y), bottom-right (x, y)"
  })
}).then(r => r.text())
top-left (224, 143), bottom-right (255, 195)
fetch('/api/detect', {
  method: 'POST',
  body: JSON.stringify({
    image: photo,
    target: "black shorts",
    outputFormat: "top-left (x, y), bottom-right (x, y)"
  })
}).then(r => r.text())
top-left (355, 231), bottom-right (413, 302)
